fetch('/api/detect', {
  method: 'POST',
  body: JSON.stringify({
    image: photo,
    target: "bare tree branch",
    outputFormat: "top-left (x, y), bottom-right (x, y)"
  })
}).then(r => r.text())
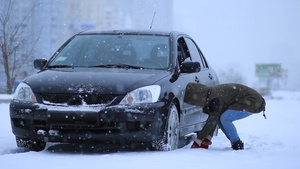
top-left (0, 0), bottom-right (41, 94)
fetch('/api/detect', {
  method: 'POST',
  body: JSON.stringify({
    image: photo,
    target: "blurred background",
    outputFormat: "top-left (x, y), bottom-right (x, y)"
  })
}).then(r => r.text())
top-left (0, 0), bottom-right (299, 94)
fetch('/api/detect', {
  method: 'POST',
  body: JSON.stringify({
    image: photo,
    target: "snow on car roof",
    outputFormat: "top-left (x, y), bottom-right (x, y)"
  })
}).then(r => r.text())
top-left (79, 29), bottom-right (184, 37)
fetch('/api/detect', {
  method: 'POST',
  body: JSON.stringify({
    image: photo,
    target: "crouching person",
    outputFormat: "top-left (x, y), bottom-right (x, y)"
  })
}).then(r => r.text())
top-left (184, 83), bottom-right (266, 150)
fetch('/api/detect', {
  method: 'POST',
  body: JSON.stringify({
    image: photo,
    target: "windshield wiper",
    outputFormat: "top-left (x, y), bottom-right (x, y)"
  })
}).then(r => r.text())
top-left (89, 64), bottom-right (144, 69)
top-left (47, 65), bottom-right (73, 68)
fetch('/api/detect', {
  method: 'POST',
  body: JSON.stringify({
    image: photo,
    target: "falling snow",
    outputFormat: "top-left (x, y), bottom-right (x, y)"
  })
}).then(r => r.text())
top-left (0, 90), bottom-right (300, 169)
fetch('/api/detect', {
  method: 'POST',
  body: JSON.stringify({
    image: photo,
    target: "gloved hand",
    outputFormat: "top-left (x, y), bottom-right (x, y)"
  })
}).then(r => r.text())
top-left (203, 98), bottom-right (219, 114)
top-left (209, 98), bottom-right (219, 113)
top-left (191, 137), bottom-right (212, 149)
top-left (202, 138), bottom-right (212, 146)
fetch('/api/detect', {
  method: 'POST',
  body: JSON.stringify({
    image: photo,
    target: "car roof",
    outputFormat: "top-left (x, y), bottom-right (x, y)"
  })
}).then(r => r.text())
top-left (79, 29), bottom-right (185, 37)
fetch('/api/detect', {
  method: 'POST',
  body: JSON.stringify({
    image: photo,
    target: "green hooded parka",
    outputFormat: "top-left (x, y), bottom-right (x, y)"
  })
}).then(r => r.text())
top-left (184, 83), bottom-right (266, 140)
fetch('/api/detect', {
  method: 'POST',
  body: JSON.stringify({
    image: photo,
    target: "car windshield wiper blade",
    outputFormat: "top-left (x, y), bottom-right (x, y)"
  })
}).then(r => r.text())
top-left (89, 64), bottom-right (144, 69)
top-left (47, 65), bottom-right (73, 68)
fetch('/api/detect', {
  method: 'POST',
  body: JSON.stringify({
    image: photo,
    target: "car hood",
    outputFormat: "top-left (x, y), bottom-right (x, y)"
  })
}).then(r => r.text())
top-left (25, 69), bottom-right (170, 94)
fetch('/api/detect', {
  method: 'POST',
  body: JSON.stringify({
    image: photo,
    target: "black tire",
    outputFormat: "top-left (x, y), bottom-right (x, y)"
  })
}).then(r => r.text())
top-left (152, 103), bottom-right (179, 151)
top-left (16, 136), bottom-right (46, 152)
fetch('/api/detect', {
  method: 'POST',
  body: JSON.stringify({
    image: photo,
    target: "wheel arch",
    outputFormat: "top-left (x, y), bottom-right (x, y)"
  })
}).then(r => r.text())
top-left (171, 97), bottom-right (181, 122)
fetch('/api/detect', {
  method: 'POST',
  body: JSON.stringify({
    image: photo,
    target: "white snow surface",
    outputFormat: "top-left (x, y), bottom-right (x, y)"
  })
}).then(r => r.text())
top-left (0, 91), bottom-right (300, 169)
top-left (0, 94), bottom-right (13, 100)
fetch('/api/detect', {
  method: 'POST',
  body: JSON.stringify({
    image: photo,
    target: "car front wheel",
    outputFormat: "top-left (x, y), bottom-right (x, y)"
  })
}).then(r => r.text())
top-left (152, 103), bottom-right (179, 151)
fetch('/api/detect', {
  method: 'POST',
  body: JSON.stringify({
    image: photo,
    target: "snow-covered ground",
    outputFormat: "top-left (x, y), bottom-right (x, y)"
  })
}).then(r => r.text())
top-left (0, 91), bottom-right (300, 169)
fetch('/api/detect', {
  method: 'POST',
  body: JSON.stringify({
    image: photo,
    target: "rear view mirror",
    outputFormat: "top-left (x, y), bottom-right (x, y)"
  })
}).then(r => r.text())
top-left (34, 59), bottom-right (47, 70)
top-left (180, 62), bottom-right (201, 73)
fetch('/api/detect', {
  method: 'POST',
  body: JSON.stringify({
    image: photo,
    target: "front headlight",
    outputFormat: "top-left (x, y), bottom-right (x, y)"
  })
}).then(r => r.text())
top-left (13, 82), bottom-right (37, 103)
top-left (120, 85), bottom-right (161, 104)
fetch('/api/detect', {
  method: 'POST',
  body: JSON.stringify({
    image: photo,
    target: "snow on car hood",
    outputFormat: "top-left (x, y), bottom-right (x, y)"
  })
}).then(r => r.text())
top-left (25, 68), bottom-right (170, 94)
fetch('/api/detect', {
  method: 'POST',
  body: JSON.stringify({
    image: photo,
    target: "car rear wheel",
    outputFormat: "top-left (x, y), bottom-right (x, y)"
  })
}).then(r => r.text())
top-left (152, 103), bottom-right (179, 151)
top-left (16, 136), bottom-right (46, 151)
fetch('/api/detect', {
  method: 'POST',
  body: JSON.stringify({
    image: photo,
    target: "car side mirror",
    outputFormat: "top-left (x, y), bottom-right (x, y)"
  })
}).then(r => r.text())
top-left (180, 61), bottom-right (201, 73)
top-left (34, 59), bottom-right (47, 70)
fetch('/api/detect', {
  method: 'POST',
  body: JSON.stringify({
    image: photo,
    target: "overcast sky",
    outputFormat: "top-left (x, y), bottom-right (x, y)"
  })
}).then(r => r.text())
top-left (172, 0), bottom-right (300, 90)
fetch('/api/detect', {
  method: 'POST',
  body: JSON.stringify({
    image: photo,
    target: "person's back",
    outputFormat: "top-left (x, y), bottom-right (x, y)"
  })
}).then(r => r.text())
top-left (209, 83), bottom-right (266, 113)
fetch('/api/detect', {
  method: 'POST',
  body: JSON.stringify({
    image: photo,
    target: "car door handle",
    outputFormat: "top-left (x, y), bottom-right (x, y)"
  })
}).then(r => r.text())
top-left (195, 76), bottom-right (200, 83)
top-left (208, 73), bottom-right (213, 80)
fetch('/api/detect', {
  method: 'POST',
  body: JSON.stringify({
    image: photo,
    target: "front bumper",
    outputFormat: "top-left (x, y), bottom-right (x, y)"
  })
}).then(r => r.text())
top-left (10, 101), bottom-right (167, 143)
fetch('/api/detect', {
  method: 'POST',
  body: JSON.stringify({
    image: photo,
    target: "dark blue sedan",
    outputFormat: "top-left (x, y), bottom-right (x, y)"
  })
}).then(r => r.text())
top-left (10, 30), bottom-right (219, 151)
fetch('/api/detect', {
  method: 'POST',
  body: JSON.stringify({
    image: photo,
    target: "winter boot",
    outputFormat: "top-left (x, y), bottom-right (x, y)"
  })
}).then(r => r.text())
top-left (231, 139), bottom-right (244, 150)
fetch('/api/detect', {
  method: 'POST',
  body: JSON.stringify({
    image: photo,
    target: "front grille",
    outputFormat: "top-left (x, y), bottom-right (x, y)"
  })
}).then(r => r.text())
top-left (32, 119), bottom-right (121, 133)
top-left (13, 118), bottom-right (151, 134)
top-left (40, 93), bottom-right (117, 105)
top-left (50, 122), bottom-right (121, 133)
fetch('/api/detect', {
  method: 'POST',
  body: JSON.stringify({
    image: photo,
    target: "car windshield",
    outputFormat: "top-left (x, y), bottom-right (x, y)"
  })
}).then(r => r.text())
top-left (48, 34), bottom-right (170, 69)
